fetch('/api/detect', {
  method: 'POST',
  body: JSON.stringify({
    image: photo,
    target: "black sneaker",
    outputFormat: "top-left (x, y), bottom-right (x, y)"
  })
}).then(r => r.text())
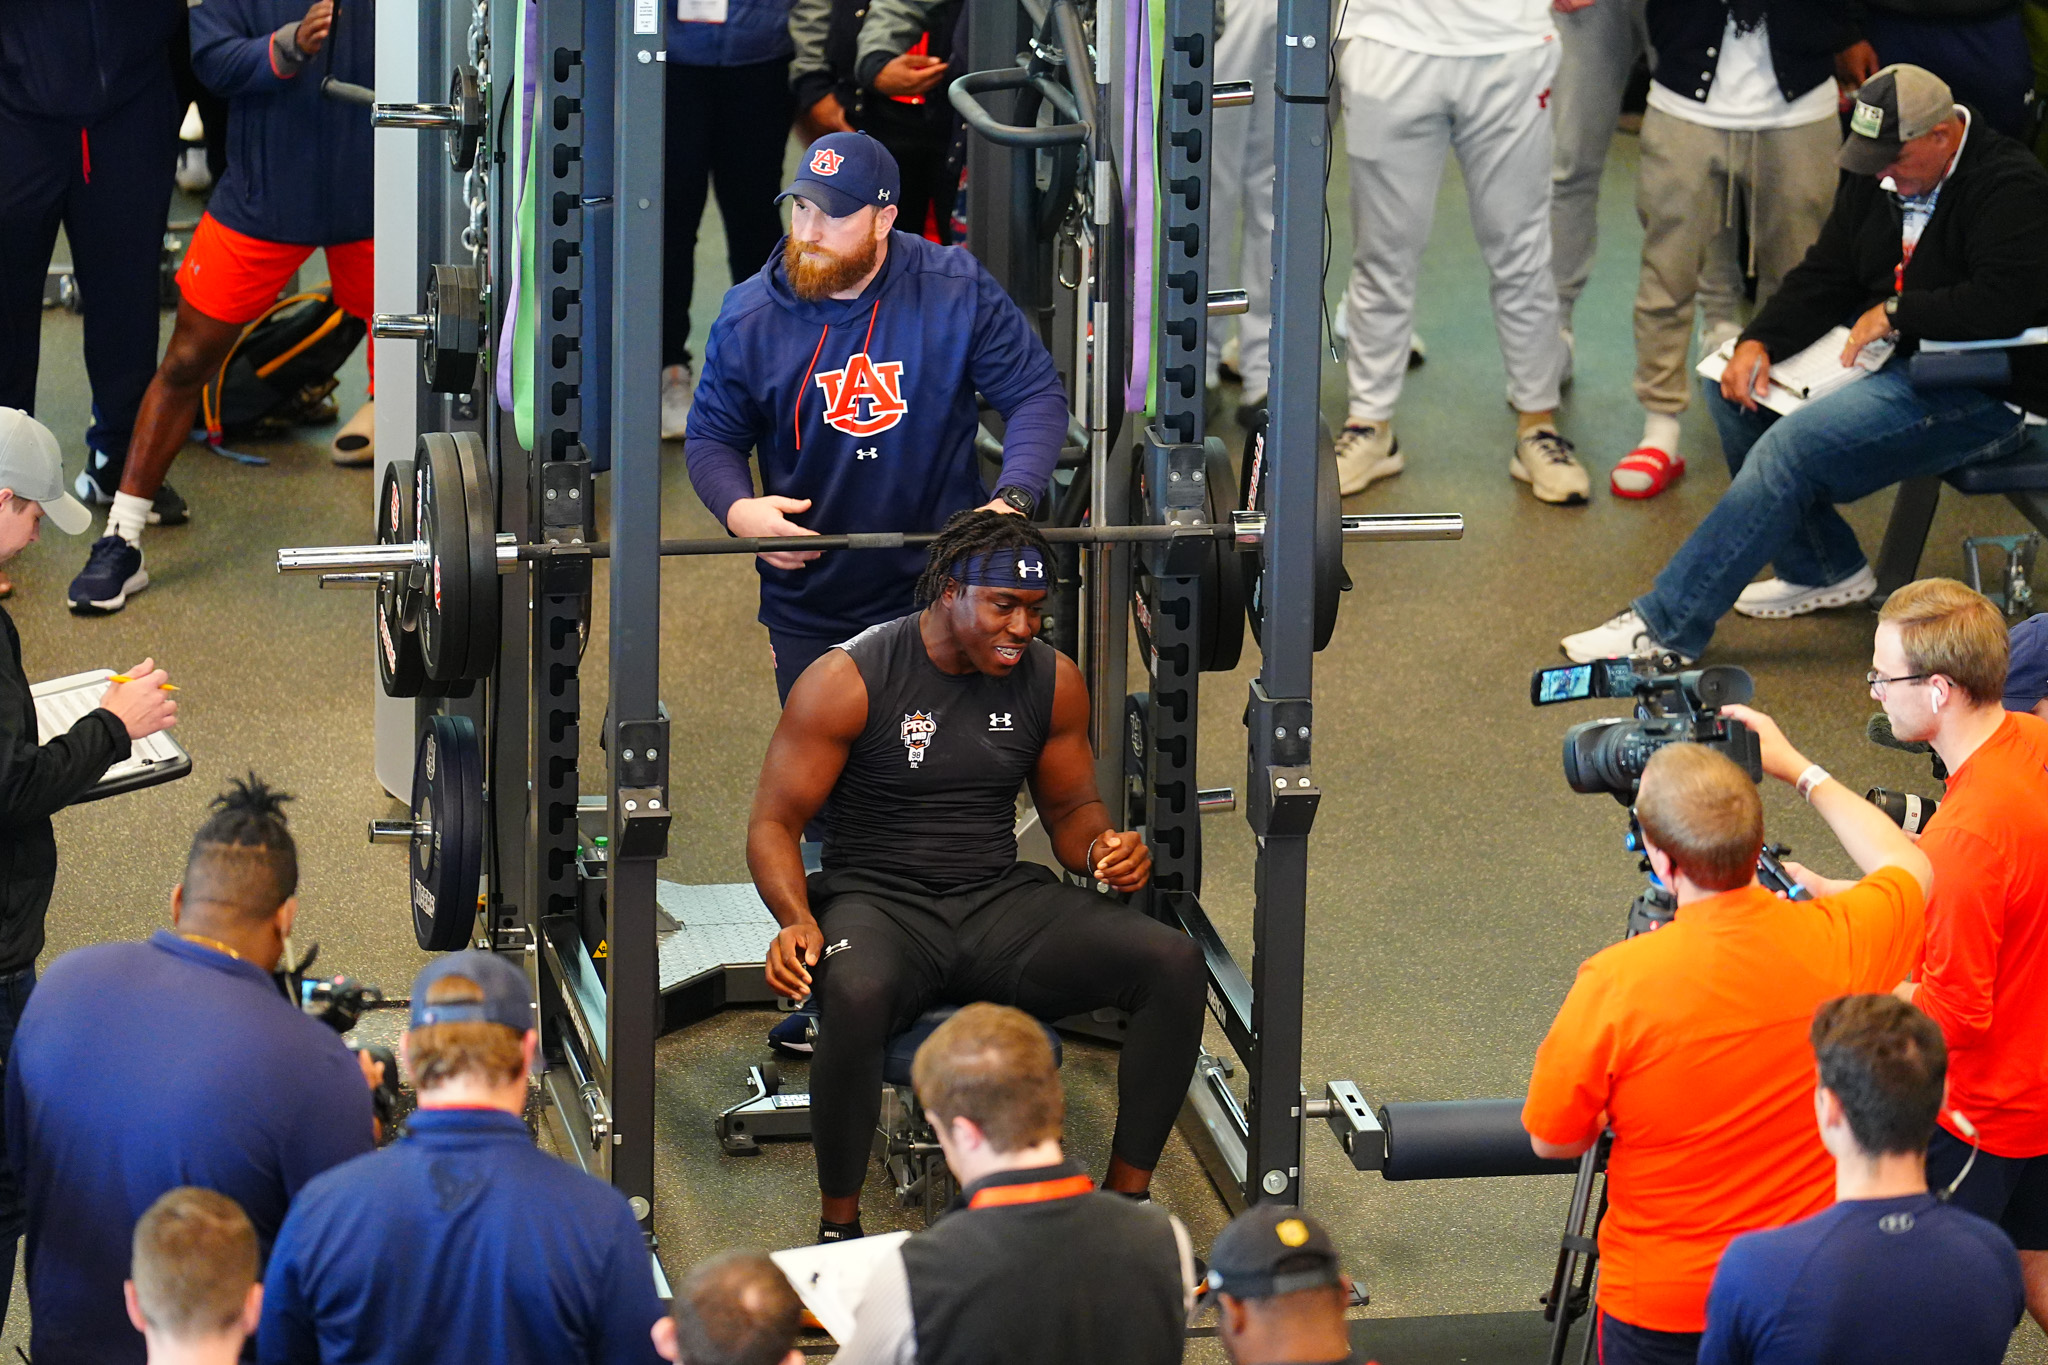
top-left (74, 462), bottom-right (189, 527)
top-left (817, 1219), bottom-right (864, 1244)
top-left (67, 535), bottom-right (149, 614)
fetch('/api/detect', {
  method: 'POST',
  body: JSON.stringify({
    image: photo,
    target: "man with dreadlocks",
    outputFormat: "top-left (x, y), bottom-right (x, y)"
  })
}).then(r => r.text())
top-left (6, 775), bottom-right (374, 1365)
top-left (748, 510), bottom-right (1207, 1243)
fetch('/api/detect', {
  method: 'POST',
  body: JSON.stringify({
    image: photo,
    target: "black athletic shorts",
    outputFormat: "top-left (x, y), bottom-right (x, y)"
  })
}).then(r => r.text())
top-left (1928, 1125), bottom-right (2048, 1250)
top-left (1598, 1312), bottom-right (1700, 1365)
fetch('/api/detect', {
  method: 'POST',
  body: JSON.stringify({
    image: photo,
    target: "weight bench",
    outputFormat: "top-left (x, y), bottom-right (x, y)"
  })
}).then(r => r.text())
top-left (1872, 427), bottom-right (2048, 600)
top-left (718, 1005), bottom-right (1065, 1225)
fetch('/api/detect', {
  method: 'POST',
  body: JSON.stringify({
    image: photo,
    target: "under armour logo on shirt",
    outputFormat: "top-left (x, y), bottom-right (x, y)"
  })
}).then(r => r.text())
top-left (989, 713), bottom-right (1014, 731)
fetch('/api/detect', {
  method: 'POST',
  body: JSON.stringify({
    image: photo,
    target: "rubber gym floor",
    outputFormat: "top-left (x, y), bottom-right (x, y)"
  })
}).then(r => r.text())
top-left (17, 127), bottom-right (2047, 1362)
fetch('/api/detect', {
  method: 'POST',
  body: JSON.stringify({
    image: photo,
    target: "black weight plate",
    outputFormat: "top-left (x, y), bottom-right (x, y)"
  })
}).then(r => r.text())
top-left (1239, 413), bottom-right (1344, 652)
top-left (376, 460), bottom-right (426, 698)
top-left (423, 264), bottom-right (480, 396)
top-left (448, 64), bottom-right (484, 173)
top-left (1199, 439), bottom-right (1245, 672)
top-left (451, 430), bottom-right (499, 682)
top-left (410, 714), bottom-right (483, 951)
top-left (417, 433), bottom-right (472, 681)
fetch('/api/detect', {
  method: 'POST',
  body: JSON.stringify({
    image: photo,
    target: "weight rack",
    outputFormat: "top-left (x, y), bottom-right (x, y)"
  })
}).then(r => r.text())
top-left (349, 0), bottom-right (1459, 1264)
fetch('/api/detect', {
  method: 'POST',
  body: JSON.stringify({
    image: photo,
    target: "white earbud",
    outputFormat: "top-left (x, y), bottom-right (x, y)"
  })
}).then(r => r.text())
top-left (1950, 1109), bottom-right (1978, 1139)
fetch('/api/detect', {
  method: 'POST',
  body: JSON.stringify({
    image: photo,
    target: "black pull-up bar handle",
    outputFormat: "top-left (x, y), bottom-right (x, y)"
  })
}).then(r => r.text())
top-left (947, 65), bottom-right (1090, 148)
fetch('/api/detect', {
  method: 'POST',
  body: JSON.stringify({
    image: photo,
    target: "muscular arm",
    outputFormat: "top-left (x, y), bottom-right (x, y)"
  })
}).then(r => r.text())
top-left (747, 652), bottom-right (868, 995)
top-left (1026, 654), bottom-right (1150, 890)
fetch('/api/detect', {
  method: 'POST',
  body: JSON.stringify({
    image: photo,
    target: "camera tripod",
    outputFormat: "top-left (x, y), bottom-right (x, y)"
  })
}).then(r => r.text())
top-left (1541, 820), bottom-right (1811, 1364)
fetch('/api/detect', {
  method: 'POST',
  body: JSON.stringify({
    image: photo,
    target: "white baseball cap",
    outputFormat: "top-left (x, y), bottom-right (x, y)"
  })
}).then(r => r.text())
top-left (0, 409), bottom-right (91, 535)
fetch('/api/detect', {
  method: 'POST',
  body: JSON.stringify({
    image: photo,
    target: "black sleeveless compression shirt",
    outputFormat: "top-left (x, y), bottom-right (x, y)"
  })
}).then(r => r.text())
top-left (823, 612), bottom-right (1057, 891)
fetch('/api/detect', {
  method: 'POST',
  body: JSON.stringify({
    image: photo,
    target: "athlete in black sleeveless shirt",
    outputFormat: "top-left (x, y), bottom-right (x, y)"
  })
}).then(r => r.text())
top-left (748, 512), bottom-right (1207, 1241)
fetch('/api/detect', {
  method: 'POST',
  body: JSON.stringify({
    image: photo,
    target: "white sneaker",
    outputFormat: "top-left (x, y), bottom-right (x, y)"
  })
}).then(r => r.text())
top-left (1511, 427), bottom-right (1590, 504)
top-left (661, 362), bottom-right (694, 441)
top-left (1561, 609), bottom-right (1695, 665)
top-left (174, 147), bottom-right (212, 194)
top-left (1334, 422), bottom-right (1403, 496)
top-left (1733, 565), bottom-right (1878, 619)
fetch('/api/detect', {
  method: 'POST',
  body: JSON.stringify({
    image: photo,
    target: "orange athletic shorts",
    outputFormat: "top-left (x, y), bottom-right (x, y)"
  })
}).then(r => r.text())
top-left (175, 212), bottom-right (375, 384)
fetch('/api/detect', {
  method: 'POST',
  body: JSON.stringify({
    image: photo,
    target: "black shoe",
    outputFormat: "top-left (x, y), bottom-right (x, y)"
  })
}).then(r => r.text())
top-left (74, 466), bottom-right (189, 527)
top-left (817, 1219), bottom-right (864, 1244)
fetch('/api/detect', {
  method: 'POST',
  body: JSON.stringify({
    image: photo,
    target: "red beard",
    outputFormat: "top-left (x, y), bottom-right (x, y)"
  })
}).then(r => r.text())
top-left (784, 232), bottom-right (880, 301)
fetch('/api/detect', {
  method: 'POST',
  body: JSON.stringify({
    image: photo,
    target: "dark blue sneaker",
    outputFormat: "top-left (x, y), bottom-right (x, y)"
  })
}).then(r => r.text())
top-left (768, 1001), bottom-right (819, 1055)
top-left (67, 535), bottom-right (149, 614)
top-left (75, 454), bottom-right (189, 527)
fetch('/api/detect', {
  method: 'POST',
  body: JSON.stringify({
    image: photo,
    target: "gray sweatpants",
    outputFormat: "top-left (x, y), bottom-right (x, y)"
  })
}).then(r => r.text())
top-left (1338, 36), bottom-right (1567, 424)
top-left (1632, 107), bottom-right (1839, 414)
top-left (1549, 0), bottom-right (1742, 338)
top-left (1206, 0), bottom-right (1276, 399)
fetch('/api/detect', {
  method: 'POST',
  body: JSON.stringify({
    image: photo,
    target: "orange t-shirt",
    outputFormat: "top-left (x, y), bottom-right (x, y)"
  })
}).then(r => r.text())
top-left (1521, 866), bottom-right (1924, 1334)
top-left (1917, 711), bottom-right (2048, 1158)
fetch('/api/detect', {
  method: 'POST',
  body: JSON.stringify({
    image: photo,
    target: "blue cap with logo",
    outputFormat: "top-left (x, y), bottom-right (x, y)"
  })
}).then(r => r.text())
top-left (2006, 613), bottom-right (2048, 711)
top-left (778, 132), bottom-right (902, 219)
top-left (409, 949), bottom-right (534, 1033)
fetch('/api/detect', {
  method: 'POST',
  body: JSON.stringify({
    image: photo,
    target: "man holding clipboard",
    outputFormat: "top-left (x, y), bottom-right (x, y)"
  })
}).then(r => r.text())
top-left (0, 408), bottom-right (176, 1321)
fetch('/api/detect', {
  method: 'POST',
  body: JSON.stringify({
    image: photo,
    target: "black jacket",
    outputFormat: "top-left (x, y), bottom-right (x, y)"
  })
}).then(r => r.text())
top-left (1742, 111), bottom-right (2048, 418)
top-left (791, 0), bottom-right (959, 139)
top-left (0, 0), bottom-right (184, 125)
top-left (1646, 0), bottom-right (1853, 107)
top-left (0, 607), bottom-right (128, 973)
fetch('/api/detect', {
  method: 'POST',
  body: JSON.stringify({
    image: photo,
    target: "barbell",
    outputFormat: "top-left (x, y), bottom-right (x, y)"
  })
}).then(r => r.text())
top-left (301, 432), bottom-right (1462, 685)
top-left (371, 63), bottom-right (486, 172)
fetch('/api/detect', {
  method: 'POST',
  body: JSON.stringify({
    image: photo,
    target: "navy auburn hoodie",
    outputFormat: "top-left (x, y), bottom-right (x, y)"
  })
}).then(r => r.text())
top-left (686, 230), bottom-right (1068, 638)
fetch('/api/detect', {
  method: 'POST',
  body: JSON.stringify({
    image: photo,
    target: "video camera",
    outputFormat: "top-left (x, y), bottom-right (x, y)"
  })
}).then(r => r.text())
top-left (1531, 656), bottom-right (1761, 799)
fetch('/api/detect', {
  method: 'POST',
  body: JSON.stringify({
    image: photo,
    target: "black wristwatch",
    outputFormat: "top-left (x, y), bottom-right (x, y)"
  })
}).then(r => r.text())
top-left (994, 484), bottom-right (1037, 516)
top-left (1884, 295), bottom-right (1900, 319)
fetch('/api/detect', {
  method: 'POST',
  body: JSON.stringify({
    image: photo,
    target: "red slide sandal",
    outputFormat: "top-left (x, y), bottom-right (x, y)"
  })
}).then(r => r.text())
top-left (1610, 446), bottom-right (1686, 499)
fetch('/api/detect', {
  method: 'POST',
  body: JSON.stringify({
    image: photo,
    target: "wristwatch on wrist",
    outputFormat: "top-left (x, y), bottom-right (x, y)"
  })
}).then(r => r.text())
top-left (993, 485), bottom-right (1037, 516)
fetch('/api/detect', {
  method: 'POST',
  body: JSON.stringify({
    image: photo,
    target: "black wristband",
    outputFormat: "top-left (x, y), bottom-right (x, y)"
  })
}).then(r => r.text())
top-left (993, 484), bottom-right (1036, 517)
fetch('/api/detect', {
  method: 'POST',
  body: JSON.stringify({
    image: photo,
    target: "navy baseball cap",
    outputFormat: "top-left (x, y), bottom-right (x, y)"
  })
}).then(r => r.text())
top-left (778, 132), bottom-right (901, 219)
top-left (1206, 1206), bottom-right (1344, 1300)
top-left (409, 950), bottom-right (534, 1033)
top-left (2006, 613), bottom-right (2048, 711)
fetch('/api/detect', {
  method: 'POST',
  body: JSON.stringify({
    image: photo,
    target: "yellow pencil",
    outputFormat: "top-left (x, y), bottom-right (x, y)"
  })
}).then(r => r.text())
top-left (107, 674), bottom-right (178, 692)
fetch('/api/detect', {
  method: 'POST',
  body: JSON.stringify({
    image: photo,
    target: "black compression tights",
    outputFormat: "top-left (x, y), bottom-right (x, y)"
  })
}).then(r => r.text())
top-left (807, 912), bottom-right (1208, 1199)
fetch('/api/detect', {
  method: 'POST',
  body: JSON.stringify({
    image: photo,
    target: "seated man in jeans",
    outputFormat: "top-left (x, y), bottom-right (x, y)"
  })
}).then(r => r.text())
top-left (1561, 64), bottom-right (2048, 665)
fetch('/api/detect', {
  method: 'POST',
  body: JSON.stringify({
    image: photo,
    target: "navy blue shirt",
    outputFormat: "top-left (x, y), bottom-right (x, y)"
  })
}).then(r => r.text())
top-left (258, 1108), bottom-right (665, 1365)
top-left (6, 932), bottom-right (374, 1365)
top-left (1700, 1193), bottom-right (2023, 1365)
top-left (685, 229), bottom-right (1068, 637)
top-left (668, 0), bottom-right (795, 67)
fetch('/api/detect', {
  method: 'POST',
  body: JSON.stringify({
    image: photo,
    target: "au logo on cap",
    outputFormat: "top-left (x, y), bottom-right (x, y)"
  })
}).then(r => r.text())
top-left (810, 146), bottom-right (844, 176)
top-left (1850, 101), bottom-right (1885, 138)
top-left (1276, 1218), bottom-right (1309, 1248)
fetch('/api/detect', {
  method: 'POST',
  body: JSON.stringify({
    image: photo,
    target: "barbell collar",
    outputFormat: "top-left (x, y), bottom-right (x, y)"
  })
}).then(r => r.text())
top-left (373, 102), bottom-right (463, 131)
top-left (368, 819), bottom-right (430, 845)
top-left (1197, 787), bottom-right (1236, 813)
top-left (372, 313), bottom-right (435, 342)
top-left (1206, 289), bottom-right (1250, 316)
top-left (1213, 79), bottom-right (1255, 107)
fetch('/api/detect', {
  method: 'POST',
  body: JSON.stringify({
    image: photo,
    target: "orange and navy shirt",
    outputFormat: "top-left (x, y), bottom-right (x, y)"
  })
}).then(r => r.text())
top-left (1523, 867), bottom-right (1924, 1334)
top-left (1917, 711), bottom-right (2048, 1158)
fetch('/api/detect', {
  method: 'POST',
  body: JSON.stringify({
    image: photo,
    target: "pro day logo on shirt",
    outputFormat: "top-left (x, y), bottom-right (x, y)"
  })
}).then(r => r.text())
top-left (901, 711), bottom-right (936, 765)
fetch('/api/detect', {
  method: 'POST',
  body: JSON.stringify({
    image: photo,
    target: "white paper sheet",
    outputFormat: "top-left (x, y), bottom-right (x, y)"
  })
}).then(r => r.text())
top-left (770, 1231), bottom-right (912, 1344)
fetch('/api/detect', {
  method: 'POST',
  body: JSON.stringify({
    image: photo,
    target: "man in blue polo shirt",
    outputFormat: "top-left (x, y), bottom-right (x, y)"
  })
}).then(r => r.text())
top-left (6, 776), bottom-right (374, 1365)
top-left (1700, 994), bottom-right (2024, 1364)
top-left (257, 950), bottom-right (665, 1364)
top-left (684, 131), bottom-right (1069, 700)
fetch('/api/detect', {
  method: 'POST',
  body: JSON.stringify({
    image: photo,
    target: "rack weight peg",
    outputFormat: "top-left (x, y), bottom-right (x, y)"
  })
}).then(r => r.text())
top-left (372, 263), bottom-right (482, 395)
top-left (371, 63), bottom-right (485, 172)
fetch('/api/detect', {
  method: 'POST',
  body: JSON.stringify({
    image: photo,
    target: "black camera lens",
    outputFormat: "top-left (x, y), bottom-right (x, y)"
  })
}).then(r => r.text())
top-left (1865, 786), bottom-right (1940, 835)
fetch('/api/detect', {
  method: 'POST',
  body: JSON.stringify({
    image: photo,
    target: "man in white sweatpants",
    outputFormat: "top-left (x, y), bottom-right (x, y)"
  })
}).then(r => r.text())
top-left (1205, 0), bottom-right (1276, 422)
top-left (1335, 0), bottom-right (1589, 505)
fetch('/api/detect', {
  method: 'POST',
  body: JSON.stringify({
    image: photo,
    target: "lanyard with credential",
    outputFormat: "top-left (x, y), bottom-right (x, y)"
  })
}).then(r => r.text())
top-left (966, 1174), bottom-right (1095, 1209)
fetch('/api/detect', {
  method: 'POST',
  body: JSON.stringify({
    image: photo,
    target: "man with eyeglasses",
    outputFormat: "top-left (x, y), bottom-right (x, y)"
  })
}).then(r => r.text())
top-left (1795, 577), bottom-right (2048, 1333)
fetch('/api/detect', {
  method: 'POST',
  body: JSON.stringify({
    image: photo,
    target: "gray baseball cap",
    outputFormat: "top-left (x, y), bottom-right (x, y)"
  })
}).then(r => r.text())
top-left (0, 409), bottom-right (90, 535)
top-left (1839, 65), bottom-right (1957, 176)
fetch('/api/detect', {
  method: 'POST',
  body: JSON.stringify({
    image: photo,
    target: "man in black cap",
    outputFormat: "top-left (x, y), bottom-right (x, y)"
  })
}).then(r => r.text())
top-left (1208, 1206), bottom-right (1355, 1365)
top-left (1560, 63), bottom-right (2048, 668)
top-left (684, 130), bottom-right (1069, 701)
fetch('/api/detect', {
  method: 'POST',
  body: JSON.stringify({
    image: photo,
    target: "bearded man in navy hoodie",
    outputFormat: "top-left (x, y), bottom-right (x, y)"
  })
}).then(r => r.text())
top-left (684, 132), bottom-right (1070, 700)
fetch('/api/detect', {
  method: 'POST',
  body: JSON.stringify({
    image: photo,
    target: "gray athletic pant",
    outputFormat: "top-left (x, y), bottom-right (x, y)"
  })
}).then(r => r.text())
top-left (1206, 0), bottom-right (1276, 400)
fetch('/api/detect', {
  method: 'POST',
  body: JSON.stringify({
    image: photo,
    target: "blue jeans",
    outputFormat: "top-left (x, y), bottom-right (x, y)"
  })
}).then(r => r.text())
top-left (1633, 363), bottom-right (2027, 658)
top-left (0, 966), bottom-right (35, 1331)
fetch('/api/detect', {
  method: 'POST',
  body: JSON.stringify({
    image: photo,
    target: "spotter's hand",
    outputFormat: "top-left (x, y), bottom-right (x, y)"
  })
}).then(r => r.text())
top-left (727, 496), bottom-right (823, 570)
top-left (1092, 830), bottom-right (1151, 892)
top-left (766, 921), bottom-right (825, 998)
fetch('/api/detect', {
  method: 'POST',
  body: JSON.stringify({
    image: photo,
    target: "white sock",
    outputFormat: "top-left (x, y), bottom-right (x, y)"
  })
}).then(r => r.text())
top-left (1638, 413), bottom-right (1682, 456)
top-left (107, 492), bottom-right (151, 546)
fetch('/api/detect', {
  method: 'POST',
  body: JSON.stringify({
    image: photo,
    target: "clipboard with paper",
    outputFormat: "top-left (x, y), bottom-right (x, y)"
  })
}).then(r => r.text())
top-left (1696, 327), bottom-right (1895, 417)
top-left (32, 669), bottom-right (191, 804)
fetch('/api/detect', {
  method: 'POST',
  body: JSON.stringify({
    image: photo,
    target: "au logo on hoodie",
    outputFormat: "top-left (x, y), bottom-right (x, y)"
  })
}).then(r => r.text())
top-left (814, 354), bottom-right (909, 437)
